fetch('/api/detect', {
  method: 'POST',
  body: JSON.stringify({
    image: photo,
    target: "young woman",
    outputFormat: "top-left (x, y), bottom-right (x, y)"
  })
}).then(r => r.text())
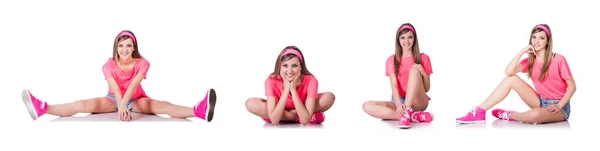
top-left (362, 23), bottom-right (434, 129)
top-left (456, 24), bottom-right (574, 124)
top-left (22, 30), bottom-right (217, 122)
top-left (245, 46), bottom-right (335, 125)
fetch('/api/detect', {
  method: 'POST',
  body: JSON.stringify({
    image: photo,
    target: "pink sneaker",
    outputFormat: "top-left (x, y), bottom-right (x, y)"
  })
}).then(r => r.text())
top-left (193, 88), bottom-right (217, 122)
top-left (21, 89), bottom-right (48, 120)
top-left (456, 106), bottom-right (486, 124)
top-left (492, 109), bottom-right (516, 121)
top-left (296, 112), bottom-right (326, 124)
top-left (411, 111), bottom-right (433, 123)
top-left (398, 107), bottom-right (412, 129)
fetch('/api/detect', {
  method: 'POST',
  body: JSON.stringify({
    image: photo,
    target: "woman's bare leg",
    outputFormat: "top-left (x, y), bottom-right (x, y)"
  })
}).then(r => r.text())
top-left (245, 98), bottom-right (297, 121)
top-left (47, 97), bottom-right (117, 116)
top-left (362, 101), bottom-right (398, 120)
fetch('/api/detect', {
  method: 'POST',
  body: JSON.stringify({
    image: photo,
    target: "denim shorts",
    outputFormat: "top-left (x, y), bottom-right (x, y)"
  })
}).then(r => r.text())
top-left (106, 94), bottom-right (138, 112)
top-left (390, 96), bottom-right (406, 104)
top-left (391, 96), bottom-right (430, 111)
top-left (540, 96), bottom-right (571, 120)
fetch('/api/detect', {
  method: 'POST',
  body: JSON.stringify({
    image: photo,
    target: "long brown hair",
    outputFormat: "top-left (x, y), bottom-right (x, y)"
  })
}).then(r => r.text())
top-left (394, 23), bottom-right (422, 75)
top-left (112, 30), bottom-right (142, 62)
top-left (527, 24), bottom-right (553, 81)
top-left (269, 46), bottom-right (312, 80)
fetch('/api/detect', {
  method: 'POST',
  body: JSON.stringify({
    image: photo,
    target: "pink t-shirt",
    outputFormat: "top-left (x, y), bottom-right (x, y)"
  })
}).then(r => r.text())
top-left (102, 57), bottom-right (149, 99)
top-left (265, 74), bottom-right (319, 109)
top-left (519, 53), bottom-right (572, 100)
top-left (385, 53), bottom-right (433, 99)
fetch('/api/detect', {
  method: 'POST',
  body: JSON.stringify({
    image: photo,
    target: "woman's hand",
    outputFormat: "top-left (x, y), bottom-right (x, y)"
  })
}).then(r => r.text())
top-left (520, 45), bottom-right (537, 55)
top-left (118, 104), bottom-right (132, 122)
top-left (396, 104), bottom-right (406, 117)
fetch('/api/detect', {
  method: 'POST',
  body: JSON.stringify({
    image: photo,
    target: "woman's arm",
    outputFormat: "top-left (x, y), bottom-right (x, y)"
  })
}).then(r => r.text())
top-left (120, 74), bottom-right (144, 106)
top-left (558, 77), bottom-right (576, 109)
top-left (291, 88), bottom-right (311, 125)
top-left (389, 73), bottom-right (402, 106)
top-left (106, 78), bottom-right (123, 104)
top-left (506, 46), bottom-right (532, 76)
top-left (266, 86), bottom-right (290, 125)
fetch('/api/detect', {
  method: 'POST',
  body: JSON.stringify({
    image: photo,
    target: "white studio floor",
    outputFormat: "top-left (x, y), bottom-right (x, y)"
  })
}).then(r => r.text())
top-left (38, 112), bottom-right (572, 129)
top-left (49, 112), bottom-right (192, 122)
top-left (33, 110), bottom-right (575, 131)
top-left (19, 108), bottom-right (576, 132)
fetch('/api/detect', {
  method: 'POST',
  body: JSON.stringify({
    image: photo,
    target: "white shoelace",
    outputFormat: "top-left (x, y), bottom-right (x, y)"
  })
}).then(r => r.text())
top-left (400, 112), bottom-right (410, 122)
top-left (411, 112), bottom-right (428, 122)
top-left (469, 107), bottom-right (477, 117)
top-left (40, 101), bottom-right (46, 110)
top-left (499, 111), bottom-right (510, 120)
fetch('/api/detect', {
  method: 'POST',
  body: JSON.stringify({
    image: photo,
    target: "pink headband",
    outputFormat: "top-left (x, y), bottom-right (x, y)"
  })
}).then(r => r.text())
top-left (534, 24), bottom-right (551, 37)
top-left (118, 31), bottom-right (137, 45)
top-left (399, 25), bottom-right (416, 35)
top-left (281, 49), bottom-right (304, 62)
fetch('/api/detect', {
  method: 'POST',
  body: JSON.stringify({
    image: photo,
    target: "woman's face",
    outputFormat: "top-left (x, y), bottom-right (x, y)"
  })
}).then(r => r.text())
top-left (279, 56), bottom-right (301, 81)
top-left (117, 38), bottom-right (135, 60)
top-left (399, 31), bottom-right (415, 51)
top-left (530, 31), bottom-right (548, 51)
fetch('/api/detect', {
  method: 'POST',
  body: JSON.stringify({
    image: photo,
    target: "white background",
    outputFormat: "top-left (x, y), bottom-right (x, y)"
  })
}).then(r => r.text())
top-left (1, 0), bottom-right (598, 150)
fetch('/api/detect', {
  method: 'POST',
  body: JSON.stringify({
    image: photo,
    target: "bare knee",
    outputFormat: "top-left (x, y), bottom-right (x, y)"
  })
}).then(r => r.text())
top-left (134, 98), bottom-right (170, 113)
top-left (328, 92), bottom-right (336, 100)
top-left (407, 67), bottom-right (425, 79)
top-left (134, 99), bottom-right (150, 111)
top-left (245, 98), bottom-right (254, 112)
top-left (75, 100), bottom-right (93, 111)
top-left (315, 92), bottom-right (335, 112)
top-left (321, 92), bottom-right (336, 103)
top-left (523, 110), bottom-right (544, 123)
top-left (151, 100), bottom-right (172, 114)
top-left (245, 98), bottom-right (262, 114)
top-left (410, 67), bottom-right (420, 75)
top-left (501, 75), bottom-right (521, 88)
top-left (362, 101), bottom-right (374, 113)
top-left (503, 75), bottom-right (520, 83)
top-left (362, 102), bottom-right (370, 113)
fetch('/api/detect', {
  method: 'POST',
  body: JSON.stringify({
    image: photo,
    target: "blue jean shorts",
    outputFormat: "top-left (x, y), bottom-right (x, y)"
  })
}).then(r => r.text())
top-left (391, 96), bottom-right (406, 104)
top-left (106, 94), bottom-right (138, 112)
top-left (540, 96), bottom-right (571, 120)
top-left (391, 96), bottom-right (429, 111)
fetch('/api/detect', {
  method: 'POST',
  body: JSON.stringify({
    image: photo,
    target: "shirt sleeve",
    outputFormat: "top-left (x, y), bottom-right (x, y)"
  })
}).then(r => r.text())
top-left (136, 59), bottom-right (150, 79)
top-left (421, 54), bottom-right (433, 75)
top-left (305, 76), bottom-right (319, 99)
top-left (102, 59), bottom-right (114, 80)
top-left (265, 78), bottom-right (276, 97)
top-left (558, 55), bottom-right (573, 80)
top-left (385, 55), bottom-right (395, 76)
top-left (519, 58), bottom-right (529, 73)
